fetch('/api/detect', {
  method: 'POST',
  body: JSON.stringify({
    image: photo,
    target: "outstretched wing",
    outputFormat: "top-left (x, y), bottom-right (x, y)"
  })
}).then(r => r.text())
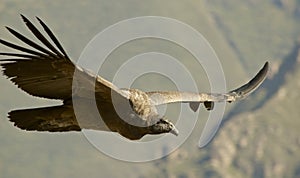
top-left (147, 62), bottom-right (269, 111)
top-left (0, 15), bottom-right (131, 133)
top-left (0, 15), bottom-right (127, 101)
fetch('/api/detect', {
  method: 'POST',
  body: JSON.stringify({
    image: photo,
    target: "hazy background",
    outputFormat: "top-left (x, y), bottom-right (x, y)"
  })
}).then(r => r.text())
top-left (0, 0), bottom-right (300, 177)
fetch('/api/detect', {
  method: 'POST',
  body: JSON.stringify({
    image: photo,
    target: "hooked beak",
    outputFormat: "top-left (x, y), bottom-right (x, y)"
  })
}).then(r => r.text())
top-left (170, 127), bottom-right (179, 136)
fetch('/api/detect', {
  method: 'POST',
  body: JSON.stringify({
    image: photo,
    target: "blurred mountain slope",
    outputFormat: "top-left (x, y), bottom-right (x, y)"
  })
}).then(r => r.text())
top-left (0, 0), bottom-right (299, 178)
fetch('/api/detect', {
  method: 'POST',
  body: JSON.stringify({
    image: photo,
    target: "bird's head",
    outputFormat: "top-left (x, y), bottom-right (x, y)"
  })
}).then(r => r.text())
top-left (149, 118), bottom-right (179, 136)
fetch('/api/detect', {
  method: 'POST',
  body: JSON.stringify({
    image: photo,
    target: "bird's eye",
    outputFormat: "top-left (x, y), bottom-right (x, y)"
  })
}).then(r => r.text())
top-left (158, 119), bottom-right (168, 124)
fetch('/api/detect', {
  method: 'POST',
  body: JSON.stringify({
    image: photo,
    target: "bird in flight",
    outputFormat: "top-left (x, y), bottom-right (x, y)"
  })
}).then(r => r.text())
top-left (0, 15), bottom-right (269, 140)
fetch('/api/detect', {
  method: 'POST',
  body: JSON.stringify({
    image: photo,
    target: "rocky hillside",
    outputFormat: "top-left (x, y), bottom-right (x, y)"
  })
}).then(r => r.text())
top-left (208, 44), bottom-right (300, 177)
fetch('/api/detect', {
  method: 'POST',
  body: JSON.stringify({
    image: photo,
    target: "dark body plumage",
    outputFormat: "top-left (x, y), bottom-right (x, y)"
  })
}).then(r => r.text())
top-left (0, 15), bottom-right (269, 140)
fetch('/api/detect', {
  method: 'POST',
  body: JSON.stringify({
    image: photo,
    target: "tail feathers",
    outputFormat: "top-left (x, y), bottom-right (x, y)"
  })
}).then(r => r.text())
top-left (8, 105), bottom-right (81, 132)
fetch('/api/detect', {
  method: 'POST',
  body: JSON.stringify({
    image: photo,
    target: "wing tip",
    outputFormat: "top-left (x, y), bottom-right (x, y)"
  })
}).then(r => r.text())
top-left (4, 26), bottom-right (10, 31)
top-left (263, 61), bottom-right (269, 73)
top-left (258, 61), bottom-right (270, 81)
top-left (20, 14), bottom-right (29, 23)
top-left (230, 61), bottom-right (270, 96)
top-left (36, 16), bottom-right (43, 23)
